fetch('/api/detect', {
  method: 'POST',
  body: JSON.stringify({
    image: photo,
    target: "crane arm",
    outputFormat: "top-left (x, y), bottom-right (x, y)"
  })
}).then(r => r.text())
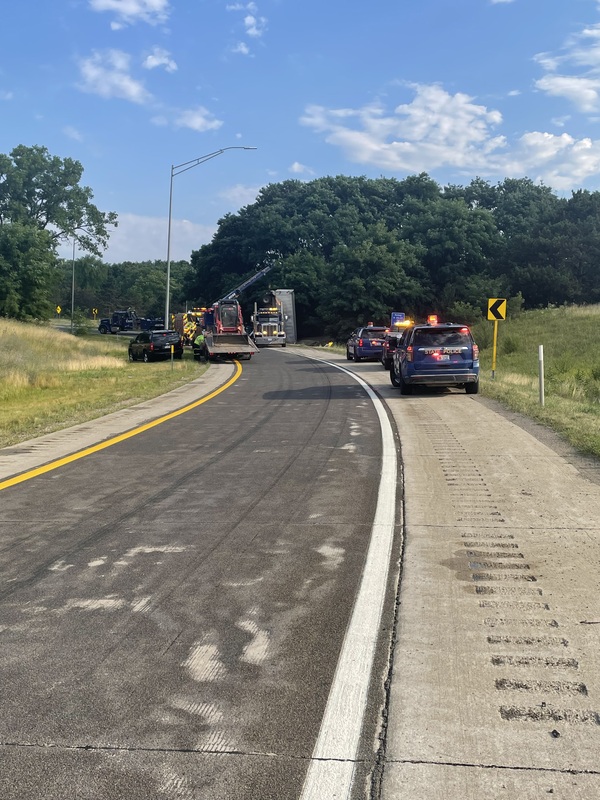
top-left (217, 264), bottom-right (273, 302)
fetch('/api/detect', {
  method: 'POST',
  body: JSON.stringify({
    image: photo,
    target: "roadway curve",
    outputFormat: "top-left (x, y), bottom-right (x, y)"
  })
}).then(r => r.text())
top-left (0, 351), bottom-right (399, 800)
top-left (3, 347), bottom-right (600, 799)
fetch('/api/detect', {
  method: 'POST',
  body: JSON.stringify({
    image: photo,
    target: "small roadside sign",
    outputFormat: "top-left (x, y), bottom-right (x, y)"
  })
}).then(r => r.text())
top-left (487, 297), bottom-right (507, 380)
top-left (487, 298), bottom-right (507, 321)
top-left (56, 305), bottom-right (61, 316)
top-left (391, 311), bottom-right (405, 327)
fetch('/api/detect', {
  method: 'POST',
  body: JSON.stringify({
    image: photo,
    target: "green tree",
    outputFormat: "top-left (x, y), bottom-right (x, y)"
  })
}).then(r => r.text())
top-left (0, 144), bottom-right (118, 256)
top-left (0, 223), bottom-right (57, 319)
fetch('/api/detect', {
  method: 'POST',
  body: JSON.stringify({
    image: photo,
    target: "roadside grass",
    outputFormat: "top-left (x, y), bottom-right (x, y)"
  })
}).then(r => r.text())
top-left (0, 319), bottom-right (203, 448)
top-left (471, 305), bottom-right (600, 458)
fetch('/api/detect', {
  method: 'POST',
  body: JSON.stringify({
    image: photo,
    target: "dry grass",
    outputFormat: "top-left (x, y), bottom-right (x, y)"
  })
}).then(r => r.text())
top-left (0, 319), bottom-right (203, 448)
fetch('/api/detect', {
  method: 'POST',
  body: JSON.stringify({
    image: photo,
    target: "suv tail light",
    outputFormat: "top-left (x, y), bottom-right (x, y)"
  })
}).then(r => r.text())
top-left (150, 343), bottom-right (154, 351)
top-left (473, 343), bottom-right (479, 360)
top-left (358, 338), bottom-right (364, 347)
top-left (406, 345), bottom-right (413, 362)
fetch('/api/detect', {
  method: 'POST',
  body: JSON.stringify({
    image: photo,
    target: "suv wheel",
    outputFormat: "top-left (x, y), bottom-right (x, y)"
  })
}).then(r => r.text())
top-left (346, 347), bottom-right (353, 361)
top-left (390, 362), bottom-right (402, 387)
top-left (128, 350), bottom-right (135, 362)
top-left (143, 351), bottom-right (150, 363)
top-left (399, 369), bottom-right (412, 395)
top-left (465, 380), bottom-right (479, 395)
top-left (353, 348), bottom-right (361, 362)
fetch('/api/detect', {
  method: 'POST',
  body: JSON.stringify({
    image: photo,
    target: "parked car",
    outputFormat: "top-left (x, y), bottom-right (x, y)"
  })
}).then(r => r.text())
top-left (128, 330), bottom-right (184, 362)
top-left (380, 330), bottom-right (409, 370)
top-left (346, 326), bottom-right (387, 362)
top-left (390, 321), bottom-right (479, 394)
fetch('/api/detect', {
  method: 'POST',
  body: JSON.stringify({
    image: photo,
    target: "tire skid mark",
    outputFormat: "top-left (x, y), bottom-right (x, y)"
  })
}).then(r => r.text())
top-left (491, 655), bottom-right (579, 669)
top-left (418, 408), bottom-right (600, 736)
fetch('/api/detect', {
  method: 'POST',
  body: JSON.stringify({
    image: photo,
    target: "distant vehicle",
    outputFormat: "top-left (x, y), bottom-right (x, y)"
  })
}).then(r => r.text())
top-left (98, 309), bottom-right (163, 334)
top-left (251, 291), bottom-right (287, 347)
top-left (381, 320), bottom-right (415, 369)
top-left (346, 326), bottom-right (387, 362)
top-left (128, 330), bottom-right (183, 362)
top-left (380, 330), bottom-right (405, 370)
top-left (390, 319), bottom-right (479, 394)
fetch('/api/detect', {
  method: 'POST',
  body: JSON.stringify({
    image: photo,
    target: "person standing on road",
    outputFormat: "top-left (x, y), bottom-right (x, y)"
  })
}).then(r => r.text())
top-left (194, 327), bottom-right (207, 362)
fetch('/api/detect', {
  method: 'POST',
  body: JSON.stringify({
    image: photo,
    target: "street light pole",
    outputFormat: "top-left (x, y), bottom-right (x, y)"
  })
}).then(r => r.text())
top-left (70, 238), bottom-right (76, 335)
top-left (164, 146), bottom-right (257, 328)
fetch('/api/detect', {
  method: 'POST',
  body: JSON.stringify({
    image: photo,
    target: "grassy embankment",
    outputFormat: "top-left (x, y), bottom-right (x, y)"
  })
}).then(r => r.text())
top-left (0, 319), bottom-right (203, 449)
top-left (471, 304), bottom-right (600, 457)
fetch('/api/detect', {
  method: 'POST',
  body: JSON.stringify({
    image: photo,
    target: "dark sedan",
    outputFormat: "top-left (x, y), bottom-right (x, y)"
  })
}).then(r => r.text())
top-left (128, 330), bottom-right (184, 362)
top-left (346, 326), bottom-right (387, 362)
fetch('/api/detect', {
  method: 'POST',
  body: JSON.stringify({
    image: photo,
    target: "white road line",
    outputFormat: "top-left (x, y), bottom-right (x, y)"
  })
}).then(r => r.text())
top-left (298, 359), bottom-right (398, 800)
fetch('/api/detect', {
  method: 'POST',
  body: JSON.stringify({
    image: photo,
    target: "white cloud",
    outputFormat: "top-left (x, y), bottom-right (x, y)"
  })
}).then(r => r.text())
top-left (289, 161), bottom-right (314, 175)
top-left (0, 89), bottom-right (13, 100)
top-left (81, 212), bottom-right (215, 262)
top-left (89, 0), bottom-right (170, 29)
top-left (174, 106), bottom-right (223, 132)
top-left (536, 74), bottom-right (600, 113)
top-left (244, 13), bottom-right (267, 37)
top-left (490, 0), bottom-right (515, 3)
top-left (63, 126), bottom-right (83, 141)
top-left (232, 42), bottom-right (251, 56)
top-left (218, 184), bottom-right (260, 207)
top-left (300, 83), bottom-right (600, 190)
top-left (227, 1), bottom-right (267, 53)
top-left (78, 50), bottom-right (152, 104)
top-left (143, 47), bottom-right (177, 73)
top-left (301, 85), bottom-right (505, 173)
top-left (535, 20), bottom-right (600, 112)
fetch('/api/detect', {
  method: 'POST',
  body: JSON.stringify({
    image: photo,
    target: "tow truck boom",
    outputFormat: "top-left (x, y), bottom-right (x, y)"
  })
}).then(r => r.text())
top-left (218, 264), bottom-right (273, 302)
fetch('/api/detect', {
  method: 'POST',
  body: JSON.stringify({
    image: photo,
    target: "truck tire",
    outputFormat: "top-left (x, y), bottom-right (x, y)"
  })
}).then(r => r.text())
top-left (98, 325), bottom-right (108, 334)
top-left (143, 351), bottom-right (150, 363)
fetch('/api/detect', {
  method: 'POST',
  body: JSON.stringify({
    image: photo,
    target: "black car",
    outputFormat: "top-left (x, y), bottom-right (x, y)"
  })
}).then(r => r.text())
top-left (346, 326), bottom-right (387, 362)
top-left (390, 322), bottom-right (480, 394)
top-left (380, 330), bottom-right (408, 370)
top-left (128, 330), bottom-right (184, 362)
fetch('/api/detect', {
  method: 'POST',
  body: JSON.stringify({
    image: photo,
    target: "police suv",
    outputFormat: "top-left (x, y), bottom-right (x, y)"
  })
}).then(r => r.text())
top-left (390, 318), bottom-right (480, 395)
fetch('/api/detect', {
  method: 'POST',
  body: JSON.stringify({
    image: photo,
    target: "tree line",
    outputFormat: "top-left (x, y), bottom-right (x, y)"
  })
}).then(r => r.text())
top-left (185, 174), bottom-right (600, 337)
top-left (3, 144), bottom-right (600, 338)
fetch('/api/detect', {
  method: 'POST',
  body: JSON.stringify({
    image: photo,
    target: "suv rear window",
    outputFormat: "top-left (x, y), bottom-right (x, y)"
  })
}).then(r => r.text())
top-left (412, 328), bottom-right (471, 347)
top-left (154, 331), bottom-right (178, 340)
top-left (362, 328), bottom-right (386, 338)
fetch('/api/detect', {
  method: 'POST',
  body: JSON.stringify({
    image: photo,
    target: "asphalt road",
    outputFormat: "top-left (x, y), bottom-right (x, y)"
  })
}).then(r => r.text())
top-left (4, 347), bottom-right (600, 800)
top-left (0, 350), bottom-right (399, 800)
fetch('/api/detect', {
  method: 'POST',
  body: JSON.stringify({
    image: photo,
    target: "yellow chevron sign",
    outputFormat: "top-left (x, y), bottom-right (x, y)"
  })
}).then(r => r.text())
top-left (487, 298), bottom-right (507, 321)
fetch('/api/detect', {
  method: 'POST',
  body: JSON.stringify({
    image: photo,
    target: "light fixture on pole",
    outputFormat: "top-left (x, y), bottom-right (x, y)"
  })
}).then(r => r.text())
top-left (164, 146), bottom-right (257, 328)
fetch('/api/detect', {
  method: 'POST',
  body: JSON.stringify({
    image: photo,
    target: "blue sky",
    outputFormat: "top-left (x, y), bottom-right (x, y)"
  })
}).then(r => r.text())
top-left (3, 0), bottom-right (600, 262)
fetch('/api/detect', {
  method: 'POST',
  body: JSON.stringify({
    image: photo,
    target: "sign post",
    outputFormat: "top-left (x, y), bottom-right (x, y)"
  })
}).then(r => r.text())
top-left (487, 298), bottom-right (507, 380)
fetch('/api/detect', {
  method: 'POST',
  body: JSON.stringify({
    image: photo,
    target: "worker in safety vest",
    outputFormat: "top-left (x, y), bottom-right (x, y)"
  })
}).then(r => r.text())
top-left (193, 327), bottom-right (207, 362)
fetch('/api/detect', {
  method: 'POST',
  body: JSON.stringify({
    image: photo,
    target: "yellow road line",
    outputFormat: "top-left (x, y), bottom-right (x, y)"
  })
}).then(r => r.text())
top-left (0, 361), bottom-right (243, 492)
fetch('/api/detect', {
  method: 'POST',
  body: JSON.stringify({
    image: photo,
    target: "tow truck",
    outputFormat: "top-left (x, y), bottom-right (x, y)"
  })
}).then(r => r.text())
top-left (196, 265), bottom-right (273, 360)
